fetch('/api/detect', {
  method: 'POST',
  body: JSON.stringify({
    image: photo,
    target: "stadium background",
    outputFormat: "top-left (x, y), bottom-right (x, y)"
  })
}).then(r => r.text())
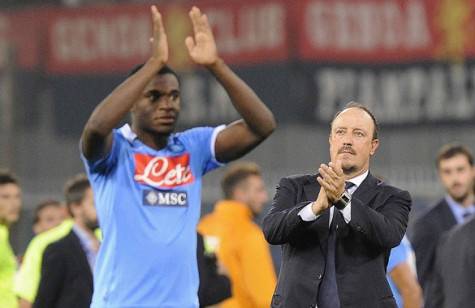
top-left (1, 0), bottom-right (475, 270)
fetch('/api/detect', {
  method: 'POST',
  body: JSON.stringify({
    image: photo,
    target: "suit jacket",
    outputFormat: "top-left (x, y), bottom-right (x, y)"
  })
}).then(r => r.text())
top-left (262, 173), bottom-right (411, 308)
top-left (427, 217), bottom-right (475, 308)
top-left (33, 230), bottom-right (93, 308)
top-left (410, 198), bottom-right (456, 303)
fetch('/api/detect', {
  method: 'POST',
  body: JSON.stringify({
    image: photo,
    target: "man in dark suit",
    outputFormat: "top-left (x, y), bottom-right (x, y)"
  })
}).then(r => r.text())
top-left (427, 216), bottom-right (475, 308)
top-left (263, 102), bottom-right (411, 308)
top-left (410, 144), bottom-right (475, 305)
top-left (34, 174), bottom-right (99, 308)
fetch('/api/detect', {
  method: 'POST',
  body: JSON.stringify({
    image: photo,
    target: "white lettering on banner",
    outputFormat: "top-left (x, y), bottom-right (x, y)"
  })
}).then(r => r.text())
top-left (305, 0), bottom-right (430, 51)
top-left (314, 64), bottom-right (475, 123)
top-left (52, 14), bottom-right (150, 63)
top-left (206, 3), bottom-right (285, 55)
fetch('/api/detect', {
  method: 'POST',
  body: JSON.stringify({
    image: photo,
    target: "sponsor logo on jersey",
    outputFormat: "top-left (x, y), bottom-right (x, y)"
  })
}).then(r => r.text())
top-left (143, 189), bottom-right (188, 207)
top-left (134, 153), bottom-right (194, 188)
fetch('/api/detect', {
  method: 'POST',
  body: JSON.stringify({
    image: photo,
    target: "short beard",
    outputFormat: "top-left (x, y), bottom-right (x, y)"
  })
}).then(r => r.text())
top-left (85, 219), bottom-right (99, 231)
top-left (450, 190), bottom-right (470, 204)
top-left (342, 165), bottom-right (358, 175)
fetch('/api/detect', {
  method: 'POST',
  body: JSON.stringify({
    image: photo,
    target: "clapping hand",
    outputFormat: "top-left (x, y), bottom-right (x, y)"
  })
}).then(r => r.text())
top-left (149, 5), bottom-right (168, 66)
top-left (185, 6), bottom-right (219, 66)
top-left (317, 160), bottom-right (345, 204)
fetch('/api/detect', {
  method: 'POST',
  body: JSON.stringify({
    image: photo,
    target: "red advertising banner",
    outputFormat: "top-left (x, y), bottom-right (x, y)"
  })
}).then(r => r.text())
top-left (2, 0), bottom-right (475, 72)
top-left (0, 10), bottom-right (45, 70)
top-left (295, 0), bottom-right (475, 62)
top-left (44, 0), bottom-right (289, 74)
top-left (0, 13), bottom-right (9, 69)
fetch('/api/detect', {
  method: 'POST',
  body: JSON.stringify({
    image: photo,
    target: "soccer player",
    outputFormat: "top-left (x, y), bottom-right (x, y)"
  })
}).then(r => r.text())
top-left (80, 6), bottom-right (276, 308)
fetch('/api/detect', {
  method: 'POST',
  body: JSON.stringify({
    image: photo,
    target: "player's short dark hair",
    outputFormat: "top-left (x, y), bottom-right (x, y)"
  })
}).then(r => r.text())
top-left (0, 169), bottom-right (19, 187)
top-left (64, 174), bottom-right (91, 206)
top-left (436, 144), bottom-right (474, 168)
top-left (33, 199), bottom-right (62, 225)
top-left (128, 63), bottom-right (180, 85)
top-left (331, 102), bottom-right (379, 140)
top-left (221, 162), bottom-right (262, 199)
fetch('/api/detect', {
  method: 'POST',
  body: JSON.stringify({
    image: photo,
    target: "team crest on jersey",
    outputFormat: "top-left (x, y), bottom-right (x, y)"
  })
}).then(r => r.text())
top-left (134, 153), bottom-right (195, 188)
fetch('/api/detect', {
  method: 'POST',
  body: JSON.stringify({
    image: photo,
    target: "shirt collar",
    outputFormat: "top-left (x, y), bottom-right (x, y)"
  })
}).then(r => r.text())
top-left (445, 195), bottom-right (475, 224)
top-left (347, 170), bottom-right (369, 188)
top-left (119, 124), bottom-right (184, 152)
top-left (119, 124), bottom-right (138, 143)
top-left (72, 224), bottom-right (96, 254)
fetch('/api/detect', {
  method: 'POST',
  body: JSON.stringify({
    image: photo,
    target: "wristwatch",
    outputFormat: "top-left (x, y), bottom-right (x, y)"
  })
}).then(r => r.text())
top-left (334, 191), bottom-right (351, 210)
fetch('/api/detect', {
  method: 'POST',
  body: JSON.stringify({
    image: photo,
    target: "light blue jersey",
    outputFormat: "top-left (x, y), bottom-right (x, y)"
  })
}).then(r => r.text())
top-left (387, 235), bottom-right (416, 308)
top-left (81, 124), bottom-right (224, 308)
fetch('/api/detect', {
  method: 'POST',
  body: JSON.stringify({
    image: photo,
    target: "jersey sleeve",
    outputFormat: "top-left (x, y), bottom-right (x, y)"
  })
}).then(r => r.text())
top-left (387, 240), bottom-right (409, 272)
top-left (80, 130), bottom-right (123, 175)
top-left (182, 125), bottom-right (226, 175)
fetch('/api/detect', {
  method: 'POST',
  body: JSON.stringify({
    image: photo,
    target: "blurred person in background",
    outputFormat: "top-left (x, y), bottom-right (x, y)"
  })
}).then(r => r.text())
top-left (34, 174), bottom-right (98, 308)
top-left (0, 170), bottom-right (22, 308)
top-left (15, 203), bottom-right (74, 308)
top-left (197, 232), bottom-right (232, 308)
top-left (411, 144), bottom-right (475, 306)
top-left (427, 216), bottom-right (475, 308)
top-left (198, 162), bottom-right (276, 308)
top-left (32, 200), bottom-right (66, 235)
top-left (386, 235), bottom-right (422, 308)
top-left (80, 4), bottom-right (275, 308)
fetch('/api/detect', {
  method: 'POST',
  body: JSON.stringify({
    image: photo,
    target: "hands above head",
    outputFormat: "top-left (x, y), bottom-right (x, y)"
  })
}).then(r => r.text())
top-left (149, 5), bottom-right (169, 67)
top-left (317, 160), bottom-right (345, 204)
top-left (185, 6), bottom-right (220, 67)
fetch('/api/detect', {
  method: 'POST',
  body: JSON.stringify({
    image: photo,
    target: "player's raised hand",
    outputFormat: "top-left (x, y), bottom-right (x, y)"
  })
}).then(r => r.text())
top-left (185, 6), bottom-right (219, 66)
top-left (150, 5), bottom-right (168, 65)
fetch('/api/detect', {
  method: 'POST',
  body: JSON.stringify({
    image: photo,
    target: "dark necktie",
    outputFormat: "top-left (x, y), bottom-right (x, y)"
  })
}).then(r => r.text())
top-left (462, 211), bottom-right (472, 220)
top-left (318, 182), bottom-right (355, 308)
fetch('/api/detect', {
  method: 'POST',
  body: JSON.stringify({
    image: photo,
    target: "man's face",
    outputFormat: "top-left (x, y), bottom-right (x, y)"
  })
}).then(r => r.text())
top-left (0, 183), bottom-right (22, 225)
top-left (329, 108), bottom-right (379, 175)
top-left (132, 74), bottom-right (181, 135)
top-left (34, 205), bottom-right (66, 234)
top-left (438, 154), bottom-right (475, 203)
top-left (238, 175), bottom-right (269, 216)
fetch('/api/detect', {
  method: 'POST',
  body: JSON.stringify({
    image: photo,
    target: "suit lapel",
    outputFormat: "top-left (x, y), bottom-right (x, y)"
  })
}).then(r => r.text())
top-left (303, 175), bottom-right (319, 202)
top-left (439, 199), bottom-right (458, 229)
top-left (69, 231), bottom-right (94, 287)
top-left (351, 173), bottom-right (380, 209)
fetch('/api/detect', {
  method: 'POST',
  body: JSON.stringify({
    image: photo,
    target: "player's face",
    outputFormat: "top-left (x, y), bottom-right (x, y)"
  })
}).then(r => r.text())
top-left (241, 175), bottom-right (269, 216)
top-left (438, 154), bottom-right (475, 203)
top-left (34, 205), bottom-right (66, 234)
top-left (0, 183), bottom-right (22, 225)
top-left (329, 108), bottom-right (379, 176)
top-left (132, 74), bottom-right (181, 135)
